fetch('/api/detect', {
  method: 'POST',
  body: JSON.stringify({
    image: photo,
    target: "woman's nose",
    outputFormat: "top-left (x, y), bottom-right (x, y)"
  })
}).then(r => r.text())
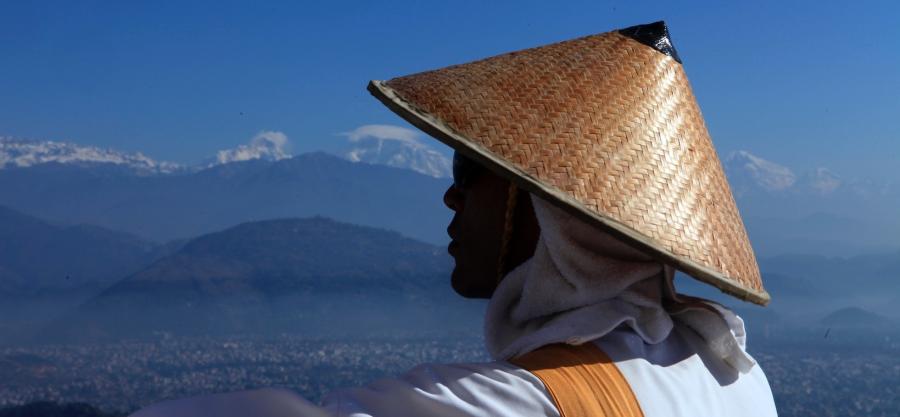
top-left (443, 185), bottom-right (463, 211)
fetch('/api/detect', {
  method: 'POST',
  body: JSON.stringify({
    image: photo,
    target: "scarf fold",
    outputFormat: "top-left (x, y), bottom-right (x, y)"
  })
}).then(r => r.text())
top-left (485, 193), bottom-right (755, 373)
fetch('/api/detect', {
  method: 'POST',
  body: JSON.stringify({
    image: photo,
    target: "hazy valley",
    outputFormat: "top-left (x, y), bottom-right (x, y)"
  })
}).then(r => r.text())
top-left (1, 138), bottom-right (898, 416)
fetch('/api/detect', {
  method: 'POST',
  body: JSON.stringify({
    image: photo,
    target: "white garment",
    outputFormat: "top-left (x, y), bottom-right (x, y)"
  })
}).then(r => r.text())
top-left (596, 326), bottom-right (777, 417)
top-left (486, 194), bottom-right (757, 373)
top-left (485, 192), bottom-right (675, 360)
top-left (130, 363), bottom-right (559, 417)
top-left (130, 328), bottom-right (776, 417)
top-left (131, 193), bottom-right (777, 417)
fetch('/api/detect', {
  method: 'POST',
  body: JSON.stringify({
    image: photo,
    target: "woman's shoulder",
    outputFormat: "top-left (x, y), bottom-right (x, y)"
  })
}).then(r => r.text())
top-left (321, 359), bottom-right (559, 417)
top-left (593, 325), bottom-right (778, 417)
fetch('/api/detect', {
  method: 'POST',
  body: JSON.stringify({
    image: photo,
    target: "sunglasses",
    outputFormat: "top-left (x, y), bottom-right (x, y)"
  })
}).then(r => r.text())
top-left (452, 151), bottom-right (485, 189)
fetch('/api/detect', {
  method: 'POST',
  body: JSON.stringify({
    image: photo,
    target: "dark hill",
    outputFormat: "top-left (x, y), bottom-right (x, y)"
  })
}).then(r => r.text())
top-left (109, 216), bottom-right (449, 294)
top-left (0, 205), bottom-right (162, 294)
top-left (43, 217), bottom-right (480, 342)
top-left (0, 206), bottom-right (171, 345)
top-left (820, 307), bottom-right (896, 329)
top-left (760, 251), bottom-right (900, 296)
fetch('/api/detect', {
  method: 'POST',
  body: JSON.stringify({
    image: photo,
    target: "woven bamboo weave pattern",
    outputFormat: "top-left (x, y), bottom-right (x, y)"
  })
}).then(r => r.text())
top-left (375, 31), bottom-right (766, 303)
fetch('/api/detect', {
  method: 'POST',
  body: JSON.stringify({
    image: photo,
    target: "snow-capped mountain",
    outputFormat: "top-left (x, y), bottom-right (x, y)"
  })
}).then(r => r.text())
top-left (1, 128), bottom-right (453, 180)
top-left (207, 131), bottom-right (292, 167)
top-left (0, 136), bottom-right (183, 174)
top-left (1, 131), bottom-right (295, 174)
top-left (343, 137), bottom-right (451, 178)
top-left (723, 150), bottom-right (862, 197)
top-left (799, 167), bottom-right (842, 194)
top-left (339, 125), bottom-right (451, 178)
top-left (721, 150), bottom-right (900, 256)
top-left (724, 150), bottom-right (797, 195)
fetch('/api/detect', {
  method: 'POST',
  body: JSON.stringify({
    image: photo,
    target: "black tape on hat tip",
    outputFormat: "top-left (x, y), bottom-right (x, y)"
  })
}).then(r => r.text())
top-left (618, 21), bottom-right (683, 64)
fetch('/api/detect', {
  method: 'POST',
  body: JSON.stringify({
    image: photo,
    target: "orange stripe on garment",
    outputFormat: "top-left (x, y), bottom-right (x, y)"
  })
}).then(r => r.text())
top-left (511, 343), bottom-right (644, 417)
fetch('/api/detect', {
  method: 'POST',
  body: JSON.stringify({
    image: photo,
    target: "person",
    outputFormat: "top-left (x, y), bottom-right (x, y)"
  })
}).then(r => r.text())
top-left (132, 21), bottom-right (778, 417)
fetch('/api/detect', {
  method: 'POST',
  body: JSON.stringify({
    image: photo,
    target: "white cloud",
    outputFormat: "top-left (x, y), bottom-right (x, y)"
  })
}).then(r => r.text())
top-left (340, 124), bottom-right (424, 148)
top-left (215, 131), bottom-right (292, 164)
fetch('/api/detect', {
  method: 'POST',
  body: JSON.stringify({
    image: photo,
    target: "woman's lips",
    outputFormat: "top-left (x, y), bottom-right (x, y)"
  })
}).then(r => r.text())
top-left (448, 240), bottom-right (459, 255)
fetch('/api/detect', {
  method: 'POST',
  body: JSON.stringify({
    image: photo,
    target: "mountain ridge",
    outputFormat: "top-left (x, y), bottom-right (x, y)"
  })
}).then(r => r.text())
top-left (0, 137), bottom-right (184, 175)
top-left (0, 205), bottom-right (164, 293)
top-left (41, 216), bottom-right (474, 342)
top-left (0, 151), bottom-right (452, 245)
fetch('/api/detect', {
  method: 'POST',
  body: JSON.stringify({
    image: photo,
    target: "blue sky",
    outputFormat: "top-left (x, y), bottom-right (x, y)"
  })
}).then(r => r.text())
top-left (1, 0), bottom-right (898, 180)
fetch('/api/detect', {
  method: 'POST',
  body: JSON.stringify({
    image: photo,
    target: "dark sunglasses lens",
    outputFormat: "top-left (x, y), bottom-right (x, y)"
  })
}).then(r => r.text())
top-left (453, 152), bottom-right (482, 189)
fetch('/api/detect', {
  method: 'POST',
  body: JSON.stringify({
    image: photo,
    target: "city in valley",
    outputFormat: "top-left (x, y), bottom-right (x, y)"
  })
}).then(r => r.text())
top-left (1, 333), bottom-right (898, 417)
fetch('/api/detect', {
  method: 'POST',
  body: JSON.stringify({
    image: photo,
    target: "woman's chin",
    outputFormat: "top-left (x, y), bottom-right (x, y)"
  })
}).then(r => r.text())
top-left (451, 269), bottom-right (494, 299)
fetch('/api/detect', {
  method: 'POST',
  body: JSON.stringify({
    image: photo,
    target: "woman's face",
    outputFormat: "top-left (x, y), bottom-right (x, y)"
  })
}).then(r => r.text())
top-left (443, 152), bottom-right (539, 298)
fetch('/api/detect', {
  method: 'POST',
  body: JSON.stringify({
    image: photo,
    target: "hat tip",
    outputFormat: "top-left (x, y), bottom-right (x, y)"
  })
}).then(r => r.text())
top-left (618, 20), bottom-right (682, 64)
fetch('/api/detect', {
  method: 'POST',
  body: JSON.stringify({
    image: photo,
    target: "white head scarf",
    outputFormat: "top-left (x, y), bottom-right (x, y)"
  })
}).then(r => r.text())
top-left (485, 193), bottom-right (756, 373)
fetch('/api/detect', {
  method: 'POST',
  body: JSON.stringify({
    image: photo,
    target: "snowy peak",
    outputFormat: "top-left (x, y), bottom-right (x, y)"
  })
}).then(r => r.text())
top-left (339, 125), bottom-right (451, 178)
top-left (800, 167), bottom-right (842, 194)
top-left (344, 138), bottom-right (451, 178)
top-left (1, 128), bottom-right (451, 179)
top-left (725, 150), bottom-right (797, 192)
top-left (212, 131), bottom-right (292, 166)
top-left (0, 137), bottom-right (183, 174)
top-left (724, 150), bottom-right (859, 197)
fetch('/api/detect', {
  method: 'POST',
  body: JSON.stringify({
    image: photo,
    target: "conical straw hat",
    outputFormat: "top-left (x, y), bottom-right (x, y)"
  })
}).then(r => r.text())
top-left (368, 21), bottom-right (769, 305)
